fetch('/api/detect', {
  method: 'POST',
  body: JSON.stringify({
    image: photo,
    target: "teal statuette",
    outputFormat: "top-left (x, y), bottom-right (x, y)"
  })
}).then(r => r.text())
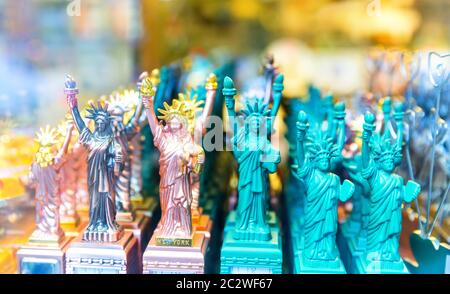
top-left (220, 75), bottom-right (284, 274)
top-left (354, 106), bottom-right (421, 273)
top-left (293, 110), bottom-right (354, 274)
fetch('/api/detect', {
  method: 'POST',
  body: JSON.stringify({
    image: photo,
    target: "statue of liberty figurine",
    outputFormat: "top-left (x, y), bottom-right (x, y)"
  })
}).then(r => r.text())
top-left (108, 89), bottom-right (145, 222)
top-left (357, 107), bottom-right (421, 273)
top-left (140, 77), bottom-right (205, 242)
top-left (294, 110), bottom-right (354, 273)
top-left (220, 75), bottom-right (284, 274)
top-left (65, 75), bottom-right (124, 242)
top-left (28, 125), bottom-right (73, 244)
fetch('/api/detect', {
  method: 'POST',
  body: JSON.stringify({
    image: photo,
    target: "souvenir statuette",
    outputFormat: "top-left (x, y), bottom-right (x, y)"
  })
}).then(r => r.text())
top-left (56, 119), bottom-right (86, 237)
top-left (107, 86), bottom-right (154, 263)
top-left (293, 110), bottom-right (354, 273)
top-left (130, 70), bottom-right (160, 215)
top-left (140, 77), bottom-right (208, 274)
top-left (220, 74), bottom-right (284, 274)
top-left (63, 75), bottom-right (139, 274)
top-left (353, 108), bottom-right (421, 273)
top-left (17, 125), bottom-right (74, 274)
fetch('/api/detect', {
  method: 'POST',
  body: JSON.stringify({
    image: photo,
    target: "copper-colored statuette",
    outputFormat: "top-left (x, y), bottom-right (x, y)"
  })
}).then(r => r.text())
top-left (16, 124), bottom-right (74, 274)
top-left (140, 76), bottom-right (209, 274)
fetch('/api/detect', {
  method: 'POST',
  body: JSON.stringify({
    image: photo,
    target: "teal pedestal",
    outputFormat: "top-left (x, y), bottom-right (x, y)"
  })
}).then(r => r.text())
top-left (293, 236), bottom-right (346, 274)
top-left (353, 253), bottom-right (409, 274)
top-left (220, 213), bottom-right (282, 274)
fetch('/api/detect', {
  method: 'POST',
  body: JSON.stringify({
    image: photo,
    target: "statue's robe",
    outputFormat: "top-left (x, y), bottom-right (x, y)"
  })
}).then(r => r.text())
top-left (296, 158), bottom-right (340, 260)
top-left (362, 165), bottom-right (403, 260)
top-left (154, 125), bottom-right (199, 238)
top-left (233, 133), bottom-right (280, 241)
top-left (80, 128), bottom-right (120, 233)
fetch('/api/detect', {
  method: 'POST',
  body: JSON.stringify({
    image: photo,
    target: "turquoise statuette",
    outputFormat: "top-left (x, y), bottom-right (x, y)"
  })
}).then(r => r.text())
top-left (220, 75), bottom-right (284, 274)
top-left (293, 110), bottom-right (354, 273)
top-left (355, 106), bottom-right (421, 273)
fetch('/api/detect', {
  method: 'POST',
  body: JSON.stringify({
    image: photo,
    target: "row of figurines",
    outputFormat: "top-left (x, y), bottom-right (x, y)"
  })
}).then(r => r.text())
top-left (17, 69), bottom-right (287, 274)
top-left (18, 67), bottom-right (420, 274)
top-left (283, 94), bottom-right (422, 273)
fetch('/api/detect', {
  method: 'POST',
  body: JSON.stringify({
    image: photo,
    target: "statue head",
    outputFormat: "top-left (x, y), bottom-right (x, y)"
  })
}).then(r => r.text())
top-left (35, 125), bottom-right (59, 167)
top-left (240, 99), bottom-right (270, 134)
top-left (158, 99), bottom-right (189, 136)
top-left (178, 92), bottom-right (204, 134)
top-left (370, 133), bottom-right (402, 173)
top-left (306, 132), bottom-right (340, 172)
top-left (85, 100), bottom-right (111, 135)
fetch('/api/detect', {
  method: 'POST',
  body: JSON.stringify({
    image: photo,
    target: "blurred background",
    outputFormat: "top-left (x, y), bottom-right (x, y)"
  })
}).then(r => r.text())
top-left (0, 0), bottom-right (449, 128)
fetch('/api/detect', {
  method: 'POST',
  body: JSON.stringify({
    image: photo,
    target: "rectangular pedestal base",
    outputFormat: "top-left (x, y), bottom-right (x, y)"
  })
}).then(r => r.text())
top-left (220, 222), bottom-right (282, 274)
top-left (17, 237), bottom-right (72, 274)
top-left (142, 233), bottom-right (207, 274)
top-left (65, 231), bottom-right (140, 274)
top-left (294, 250), bottom-right (346, 274)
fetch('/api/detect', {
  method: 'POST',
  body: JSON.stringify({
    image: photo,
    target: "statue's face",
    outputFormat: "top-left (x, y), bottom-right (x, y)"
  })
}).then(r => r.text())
top-left (379, 153), bottom-right (395, 172)
top-left (167, 116), bottom-right (185, 133)
top-left (249, 115), bottom-right (261, 133)
top-left (315, 155), bottom-right (330, 172)
top-left (95, 118), bottom-right (107, 132)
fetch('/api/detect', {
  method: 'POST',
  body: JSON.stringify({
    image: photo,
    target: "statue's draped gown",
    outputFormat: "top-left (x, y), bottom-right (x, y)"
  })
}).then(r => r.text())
top-left (233, 130), bottom-right (280, 241)
top-left (29, 162), bottom-right (63, 237)
top-left (80, 128), bottom-right (120, 233)
top-left (154, 125), bottom-right (197, 238)
top-left (296, 158), bottom-right (340, 260)
top-left (362, 165), bottom-right (403, 260)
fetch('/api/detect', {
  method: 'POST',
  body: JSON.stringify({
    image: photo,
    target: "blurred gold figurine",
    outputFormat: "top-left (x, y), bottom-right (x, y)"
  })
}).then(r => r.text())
top-left (16, 124), bottom-right (74, 274)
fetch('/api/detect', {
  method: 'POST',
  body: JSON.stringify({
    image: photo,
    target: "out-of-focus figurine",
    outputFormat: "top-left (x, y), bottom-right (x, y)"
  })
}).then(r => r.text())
top-left (353, 109), bottom-right (421, 273)
top-left (63, 75), bottom-right (139, 274)
top-left (181, 73), bottom-right (217, 239)
top-left (220, 74), bottom-right (284, 274)
top-left (56, 120), bottom-right (83, 236)
top-left (17, 125), bottom-right (74, 274)
top-left (140, 77), bottom-right (208, 274)
top-left (292, 111), bottom-right (354, 274)
top-left (130, 70), bottom-right (160, 215)
top-left (107, 85), bottom-right (154, 264)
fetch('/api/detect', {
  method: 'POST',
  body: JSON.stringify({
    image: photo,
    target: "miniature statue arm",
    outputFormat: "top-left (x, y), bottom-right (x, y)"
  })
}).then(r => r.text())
top-left (64, 75), bottom-right (87, 134)
top-left (140, 78), bottom-right (158, 136)
top-left (393, 102), bottom-right (405, 154)
top-left (323, 94), bottom-right (335, 137)
top-left (268, 74), bottom-right (284, 134)
top-left (382, 97), bottom-right (391, 138)
top-left (196, 73), bottom-right (217, 135)
top-left (54, 123), bottom-right (74, 169)
top-left (223, 76), bottom-right (237, 144)
top-left (362, 112), bottom-right (376, 169)
top-left (127, 98), bottom-right (144, 135)
top-left (296, 111), bottom-right (309, 168)
top-left (334, 102), bottom-right (346, 152)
